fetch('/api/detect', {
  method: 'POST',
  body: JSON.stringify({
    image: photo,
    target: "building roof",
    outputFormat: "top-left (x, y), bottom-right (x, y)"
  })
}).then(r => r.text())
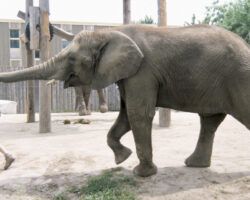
top-left (0, 18), bottom-right (121, 26)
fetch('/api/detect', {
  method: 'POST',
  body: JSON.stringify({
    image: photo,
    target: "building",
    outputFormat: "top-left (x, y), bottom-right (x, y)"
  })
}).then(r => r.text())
top-left (0, 19), bottom-right (121, 113)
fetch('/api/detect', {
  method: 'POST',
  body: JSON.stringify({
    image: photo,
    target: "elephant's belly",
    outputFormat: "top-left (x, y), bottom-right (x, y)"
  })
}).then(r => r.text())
top-left (156, 87), bottom-right (227, 114)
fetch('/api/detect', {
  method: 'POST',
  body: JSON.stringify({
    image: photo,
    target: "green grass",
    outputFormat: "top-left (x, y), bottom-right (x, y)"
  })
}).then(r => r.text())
top-left (69, 168), bottom-right (137, 200)
top-left (53, 192), bottom-right (68, 200)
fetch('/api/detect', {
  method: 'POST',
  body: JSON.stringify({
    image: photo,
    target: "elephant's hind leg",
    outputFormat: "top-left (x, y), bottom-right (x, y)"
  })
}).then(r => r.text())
top-left (97, 89), bottom-right (108, 113)
top-left (75, 86), bottom-right (91, 116)
top-left (107, 98), bottom-right (132, 164)
top-left (185, 113), bottom-right (226, 167)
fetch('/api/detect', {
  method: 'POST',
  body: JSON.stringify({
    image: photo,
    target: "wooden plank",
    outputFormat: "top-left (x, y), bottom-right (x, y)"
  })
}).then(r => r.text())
top-left (17, 10), bottom-right (26, 20)
top-left (25, 0), bottom-right (35, 122)
top-left (29, 6), bottom-right (40, 50)
top-left (39, 0), bottom-right (51, 133)
top-left (17, 10), bottom-right (75, 42)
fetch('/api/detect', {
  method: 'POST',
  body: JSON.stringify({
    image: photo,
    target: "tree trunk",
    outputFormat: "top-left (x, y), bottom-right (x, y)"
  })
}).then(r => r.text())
top-left (157, 0), bottom-right (171, 127)
top-left (123, 0), bottom-right (131, 24)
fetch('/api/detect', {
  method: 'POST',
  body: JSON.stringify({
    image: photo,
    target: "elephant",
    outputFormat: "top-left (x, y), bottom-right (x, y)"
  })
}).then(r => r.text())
top-left (0, 24), bottom-right (250, 177)
top-left (74, 86), bottom-right (108, 115)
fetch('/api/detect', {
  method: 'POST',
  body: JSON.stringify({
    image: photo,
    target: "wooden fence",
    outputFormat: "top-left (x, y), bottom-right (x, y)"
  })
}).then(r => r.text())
top-left (0, 66), bottom-right (120, 113)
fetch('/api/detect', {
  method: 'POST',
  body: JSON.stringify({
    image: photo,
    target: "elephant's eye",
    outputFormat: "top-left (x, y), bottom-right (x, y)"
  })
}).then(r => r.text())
top-left (81, 57), bottom-right (92, 68)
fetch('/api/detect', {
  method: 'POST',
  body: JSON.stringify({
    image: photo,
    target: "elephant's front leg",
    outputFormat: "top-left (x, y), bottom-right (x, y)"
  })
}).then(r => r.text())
top-left (126, 98), bottom-right (157, 177)
top-left (185, 113), bottom-right (226, 167)
top-left (127, 106), bottom-right (157, 177)
top-left (107, 98), bottom-right (132, 164)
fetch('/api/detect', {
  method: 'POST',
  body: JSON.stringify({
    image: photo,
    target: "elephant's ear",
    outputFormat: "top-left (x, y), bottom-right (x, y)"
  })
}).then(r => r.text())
top-left (91, 31), bottom-right (144, 89)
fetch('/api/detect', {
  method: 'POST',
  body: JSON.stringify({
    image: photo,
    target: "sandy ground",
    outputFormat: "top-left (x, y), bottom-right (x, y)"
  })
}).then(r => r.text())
top-left (0, 111), bottom-right (250, 200)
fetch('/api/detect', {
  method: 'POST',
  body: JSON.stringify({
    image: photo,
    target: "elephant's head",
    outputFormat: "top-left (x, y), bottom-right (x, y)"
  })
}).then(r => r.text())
top-left (0, 30), bottom-right (144, 89)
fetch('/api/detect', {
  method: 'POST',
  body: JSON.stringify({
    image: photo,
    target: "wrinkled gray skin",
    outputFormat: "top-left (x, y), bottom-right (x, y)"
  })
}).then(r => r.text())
top-left (74, 86), bottom-right (108, 115)
top-left (0, 25), bottom-right (250, 177)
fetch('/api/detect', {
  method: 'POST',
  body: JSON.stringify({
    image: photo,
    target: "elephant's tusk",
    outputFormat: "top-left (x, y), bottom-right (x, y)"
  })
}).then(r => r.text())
top-left (46, 79), bottom-right (57, 85)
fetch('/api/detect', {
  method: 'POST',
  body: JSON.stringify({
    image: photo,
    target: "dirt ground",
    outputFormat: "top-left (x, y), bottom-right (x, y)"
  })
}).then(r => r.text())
top-left (0, 111), bottom-right (250, 200)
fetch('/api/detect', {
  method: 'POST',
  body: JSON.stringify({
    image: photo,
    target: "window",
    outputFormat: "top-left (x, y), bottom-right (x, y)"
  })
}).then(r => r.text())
top-left (10, 29), bottom-right (20, 49)
top-left (10, 40), bottom-right (20, 48)
top-left (35, 50), bottom-right (40, 59)
top-left (10, 29), bottom-right (19, 38)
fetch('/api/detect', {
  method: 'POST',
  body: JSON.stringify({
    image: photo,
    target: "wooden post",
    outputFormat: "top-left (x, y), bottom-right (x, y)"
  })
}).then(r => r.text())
top-left (29, 7), bottom-right (40, 50)
top-left (158, 0), bottom-right (167, 27)
top-left (18, 10), bottom-right (75, 41)
top-left (123, 0), bottom-right (131, 24)
top-left (39, 0), bottom-right (51, 133)
top-left (157, 0), bottom-right (171, 127)
top-left (17, 9), bottom-right (74, 132)
top-left (25, 0), bottom-right (35, 123)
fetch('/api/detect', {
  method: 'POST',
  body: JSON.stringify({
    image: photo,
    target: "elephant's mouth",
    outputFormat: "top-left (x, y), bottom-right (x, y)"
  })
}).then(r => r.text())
top-left (63, 73), bottom-right (83, 88)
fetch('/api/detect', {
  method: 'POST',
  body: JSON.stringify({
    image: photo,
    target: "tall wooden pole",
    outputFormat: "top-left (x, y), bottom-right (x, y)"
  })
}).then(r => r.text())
top-left (158, 0), bottom-right (167, 26)
top-left (123, 0), bottom-right (131, 24)
top-left (157, 0), bottom-right (171, 127)
top-left (39, 0), bottom-right (51, 133)
top-left (25, 0), bottom-right (35, 123)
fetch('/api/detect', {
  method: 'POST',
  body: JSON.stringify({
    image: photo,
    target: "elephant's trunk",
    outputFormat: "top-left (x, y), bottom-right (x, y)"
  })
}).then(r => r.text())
top-left (0, 48), bottom-right (69, 83)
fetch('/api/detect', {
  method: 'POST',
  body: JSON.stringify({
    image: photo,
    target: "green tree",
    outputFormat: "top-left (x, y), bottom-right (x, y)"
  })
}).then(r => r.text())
top-left (204, 0), bottom-right (250, 43)
top-left (139, 15), bottom-right (155, 24)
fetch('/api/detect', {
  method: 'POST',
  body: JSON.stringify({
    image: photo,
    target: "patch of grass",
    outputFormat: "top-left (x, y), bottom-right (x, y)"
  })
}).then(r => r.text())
top-left (70, 169), bottom-right (137, 200)
top-left (53, 192), bottom-right (68, 200)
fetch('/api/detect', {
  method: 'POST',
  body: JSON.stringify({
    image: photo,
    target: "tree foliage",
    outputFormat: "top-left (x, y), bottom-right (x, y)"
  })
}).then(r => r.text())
top-left (139, 15), bottom-right (155, 24)
top-left (204, 0), bottom-right (250, 43)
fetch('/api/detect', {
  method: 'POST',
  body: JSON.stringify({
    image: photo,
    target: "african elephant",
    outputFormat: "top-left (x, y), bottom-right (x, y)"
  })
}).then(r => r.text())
top-left (74, 86), bottom-right (108, 115)
top-left (0, 25), bottom-right (250, 177)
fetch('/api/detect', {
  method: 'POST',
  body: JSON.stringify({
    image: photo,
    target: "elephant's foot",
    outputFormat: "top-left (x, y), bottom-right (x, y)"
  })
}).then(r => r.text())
top-left (133, 162), bottom-right (157, 177)
top-left (114, 146), bottom-right (132, 164)
top-left (99, 103), bottom-right (108, 113)
top-left (185, 153), bottom-right (211, 168)
top-left (4, 155), bottom-right (15, 170)
top-left (79, 109), bottom-right (91, 116)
